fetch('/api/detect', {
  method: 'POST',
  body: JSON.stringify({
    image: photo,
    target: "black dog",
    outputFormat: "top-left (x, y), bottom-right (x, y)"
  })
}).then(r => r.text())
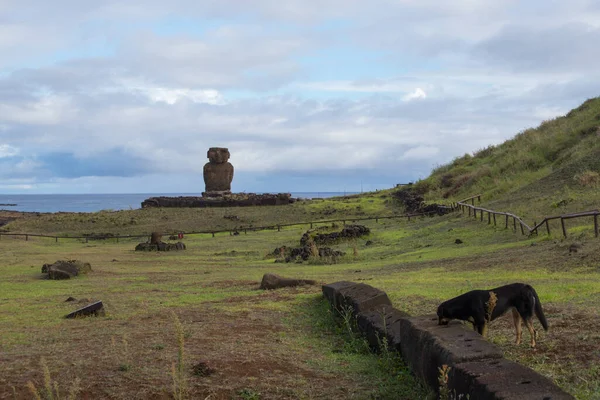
top-left (437, 283), bottom-right (548, 347)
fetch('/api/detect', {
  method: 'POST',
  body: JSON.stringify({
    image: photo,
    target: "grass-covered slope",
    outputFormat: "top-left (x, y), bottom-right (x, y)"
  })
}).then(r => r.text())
top-left (416, 97), bottom-right (600, 222)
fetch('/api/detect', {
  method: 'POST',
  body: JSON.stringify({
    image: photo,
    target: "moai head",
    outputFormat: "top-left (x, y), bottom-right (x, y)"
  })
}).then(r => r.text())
top-left (207, 147), bottom-right (230, 164)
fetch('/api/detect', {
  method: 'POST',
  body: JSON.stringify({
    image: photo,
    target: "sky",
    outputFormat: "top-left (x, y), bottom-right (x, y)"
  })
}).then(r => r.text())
top-left (1, 1), bottom-right (600, 194)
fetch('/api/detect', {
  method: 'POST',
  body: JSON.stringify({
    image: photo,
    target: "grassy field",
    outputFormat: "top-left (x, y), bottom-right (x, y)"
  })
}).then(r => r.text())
top-left (1, 198), bottom-right (599, 399)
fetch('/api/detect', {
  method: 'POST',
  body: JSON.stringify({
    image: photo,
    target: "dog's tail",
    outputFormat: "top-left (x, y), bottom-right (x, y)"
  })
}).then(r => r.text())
top-left (529, 285), bottom-right (549, 331)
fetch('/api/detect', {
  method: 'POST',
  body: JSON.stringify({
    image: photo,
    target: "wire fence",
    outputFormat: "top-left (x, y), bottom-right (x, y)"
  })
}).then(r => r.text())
top-left (0, 206), bottom-right (456, 243)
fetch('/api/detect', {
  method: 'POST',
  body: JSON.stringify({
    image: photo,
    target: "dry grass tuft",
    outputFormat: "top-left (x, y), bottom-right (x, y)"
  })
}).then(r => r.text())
top-left (574, 170), bottom-right (600, 187)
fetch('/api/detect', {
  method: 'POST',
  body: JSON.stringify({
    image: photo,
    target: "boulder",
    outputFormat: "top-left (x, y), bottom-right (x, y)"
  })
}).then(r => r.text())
top-left (300, 225), bottom-right (370, 246)
top-left (259, 273), bottom-right (317, 290)
top-left (42, 260), bottom-right (92, 280)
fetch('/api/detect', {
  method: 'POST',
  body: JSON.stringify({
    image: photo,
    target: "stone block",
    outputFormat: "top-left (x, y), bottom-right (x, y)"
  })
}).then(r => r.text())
top-left (259, 273), bottom-right (316, 290)
top-left (336, 283), bottom-right (392, 314)
top-left (398, 314), bottom-right (503, 390)
top-left (356, 306), bottom-right (410, 351)
top-left (65, 301), bottom-right (104, 319)
top-left (321, 281), bottom-right (357, 308)
top-left (449, 358), bottom-right (574, 400)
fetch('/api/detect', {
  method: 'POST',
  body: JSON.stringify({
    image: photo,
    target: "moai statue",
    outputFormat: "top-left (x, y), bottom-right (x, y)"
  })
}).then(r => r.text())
top-left (150, 232), bottom-right (163, 244)
top-left (203, 147), bottom-right (234, 196)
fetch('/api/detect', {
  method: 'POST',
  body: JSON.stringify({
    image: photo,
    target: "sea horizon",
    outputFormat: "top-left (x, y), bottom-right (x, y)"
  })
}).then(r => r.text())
top-left (0, 192), bottom-right (363, 213)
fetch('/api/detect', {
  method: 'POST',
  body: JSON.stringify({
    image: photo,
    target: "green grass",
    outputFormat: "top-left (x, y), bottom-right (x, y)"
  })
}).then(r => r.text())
top-left (412, 96), bottom-right (600, 223)
top-left (2, 203), bottom-right (600, 398)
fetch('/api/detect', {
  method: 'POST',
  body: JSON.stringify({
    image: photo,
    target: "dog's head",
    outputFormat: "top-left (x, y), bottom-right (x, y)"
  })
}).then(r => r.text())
top-left (437, 304), bottom-right (451, 325)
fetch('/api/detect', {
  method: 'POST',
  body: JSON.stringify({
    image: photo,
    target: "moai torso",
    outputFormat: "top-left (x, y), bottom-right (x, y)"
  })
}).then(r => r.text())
top-left (203, 147), bottom-right (234, 195)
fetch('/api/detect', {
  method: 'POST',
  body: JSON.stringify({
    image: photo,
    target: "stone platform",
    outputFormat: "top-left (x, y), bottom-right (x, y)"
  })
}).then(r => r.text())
top-left (141, 193), bottom-right (296, 208)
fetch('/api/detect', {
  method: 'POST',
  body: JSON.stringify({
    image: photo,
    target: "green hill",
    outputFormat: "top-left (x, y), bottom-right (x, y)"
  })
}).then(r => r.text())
top-left (414, 97), bottom-right (600, 223)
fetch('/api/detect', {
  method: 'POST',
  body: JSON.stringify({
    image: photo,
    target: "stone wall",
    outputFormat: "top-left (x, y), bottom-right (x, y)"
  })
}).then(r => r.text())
top-left (322, 281), bottom-right (573, 400)
top-left (141, 193), bottom-right (295, 208)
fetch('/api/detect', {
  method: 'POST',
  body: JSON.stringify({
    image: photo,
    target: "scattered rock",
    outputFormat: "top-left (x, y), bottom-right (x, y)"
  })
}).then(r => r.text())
top-left (259, 273), bottom-right (317, 290)
top-left (301, 224), bottom-right (371, 246)
top-left (65, 297), bottom-right (77, 302)
top-left (569, 243), bottom-right (582, 253)
top-left (111, 259), bottom-right (118, 262)
top-left (42, 260), bottom-right (92, 280)
top-left (65, 300), bottom-right (105, 319)
top-left (192, 361), bottom-right (215, 377)
top-left (392, 187), bottom-right (450, 215)
top-left (135, 242), bottom-right (186, 251)
top-left (455, 239), bottom-right (463, 245)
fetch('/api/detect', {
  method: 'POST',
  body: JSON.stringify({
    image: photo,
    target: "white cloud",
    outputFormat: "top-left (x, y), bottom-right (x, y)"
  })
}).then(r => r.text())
top-left (0, 144), bottom-right (19, 158)
top-left (1, 0), bottom-right (600, 192)
top-left (403, 88), bottom-right (427, 101)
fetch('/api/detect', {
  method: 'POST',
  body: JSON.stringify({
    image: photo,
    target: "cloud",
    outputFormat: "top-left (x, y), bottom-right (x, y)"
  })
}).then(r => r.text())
top-left (474, 23), bottom-right (600, 72)
top-left (403, 88), bottom-right (427, 101)
top-left (0, 144), bottom-right (19, 158)
top-left (1, 0), bottom-right (600, 193)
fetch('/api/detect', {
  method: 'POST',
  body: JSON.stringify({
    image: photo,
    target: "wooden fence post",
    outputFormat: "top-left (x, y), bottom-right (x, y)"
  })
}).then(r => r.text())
top-left (310, 222), bottom-right (313, 229)
top-left (488, 212), bottom-right (491, 224)
top-left (55, 237), bottom-right (58, 243)
top-left (480, 210), bottom-right (483, 222)
top-left (468, 207), bottom-right (471, 217)
top-left (471, 198), bottom-right (475, 205)
top-left (561, 218), bottom-right (567, 238)
top-left (594, 214), bottom-right (598, 238)
top-left (493, 213), bottom-right (496, 226)
top-left (513, 217), bottom-right (516, 232)
top-left (277, 225), bottom-right (281, 232)
top-left (244, 229), bottom-right (247, 235)
top-left (505, 215), bottom-right (509, 229)
top-left (212, 232), bottom-right (215, 238)
top-left (520, 222), bottom-right (525, 235)
top-left (545, 220), bottom-right (550, 235)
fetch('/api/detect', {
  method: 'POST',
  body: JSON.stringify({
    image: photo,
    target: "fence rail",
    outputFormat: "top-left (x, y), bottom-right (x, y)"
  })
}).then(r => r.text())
top-left (457, 195), bottom-right (599, 238)
top-left (0, 207), bottom-right (454, 242)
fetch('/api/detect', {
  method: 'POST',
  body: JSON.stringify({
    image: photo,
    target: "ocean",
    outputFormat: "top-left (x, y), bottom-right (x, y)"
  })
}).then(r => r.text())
top-left (0, 193), bottom-right (360, 213)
